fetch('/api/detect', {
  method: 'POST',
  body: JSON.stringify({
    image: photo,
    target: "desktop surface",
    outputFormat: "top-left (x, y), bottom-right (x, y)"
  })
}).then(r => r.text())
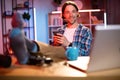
top-left (0, 25), bottom-right (120, 80)
top-left (0, 57), bottom-right (120, 80)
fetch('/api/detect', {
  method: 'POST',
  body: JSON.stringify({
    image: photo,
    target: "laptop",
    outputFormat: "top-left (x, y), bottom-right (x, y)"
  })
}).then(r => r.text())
top-left (66, 25), bottom-right (120, 73)
top-left (87, 25), bottom-right (120, 72)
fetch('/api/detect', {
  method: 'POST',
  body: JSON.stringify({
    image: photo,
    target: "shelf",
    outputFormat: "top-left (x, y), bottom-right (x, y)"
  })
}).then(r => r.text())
top-left (83, 23), bottom-right (103, 26)
top-left (23, 26), bottom-right (34, 28)
top-left (12, 0), bottom-right (35, 40)
top-left (2, 11), bottom-right (13, 18)
top-left (13, 7), bottom-right (33, 10)
top-left (1, 0), bottom-right (35, 54)
top-left (48, 25), bottom-right (62, 27)
top-left (48, 9), bottom-right (105, 44)
top-left (51, 9), bottom-right (104, 14)
top-left (2, 15), bottom-right (13, 18)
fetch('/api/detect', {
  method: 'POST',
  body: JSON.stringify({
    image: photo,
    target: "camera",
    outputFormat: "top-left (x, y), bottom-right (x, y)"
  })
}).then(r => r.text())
top-left (53, 28), bottom-right (64, 35)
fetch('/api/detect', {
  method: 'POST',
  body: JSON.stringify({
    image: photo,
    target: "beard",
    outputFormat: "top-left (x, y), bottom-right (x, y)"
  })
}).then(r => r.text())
top-left (66, 17), bottom-right (77, 25)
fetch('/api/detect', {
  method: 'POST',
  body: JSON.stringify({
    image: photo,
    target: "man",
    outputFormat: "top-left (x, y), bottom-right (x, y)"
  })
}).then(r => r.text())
top-left (53, 1), bottom-right (93, 56)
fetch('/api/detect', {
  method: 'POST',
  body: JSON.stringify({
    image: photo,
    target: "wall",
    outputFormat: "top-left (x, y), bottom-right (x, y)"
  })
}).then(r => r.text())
top-left (91, 0), bottom-right (120, 24)
top-left (34, 0), bottom-right (55, 43)
top-left (106, 0), bottom-right (120, 24)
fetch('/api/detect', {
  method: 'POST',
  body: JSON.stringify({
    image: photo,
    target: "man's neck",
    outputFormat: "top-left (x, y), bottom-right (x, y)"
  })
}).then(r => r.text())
top-left (67, 22), bottom-right (79, 28)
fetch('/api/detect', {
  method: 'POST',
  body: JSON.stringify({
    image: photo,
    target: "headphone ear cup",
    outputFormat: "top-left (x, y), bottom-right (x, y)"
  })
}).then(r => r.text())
top-left (77, 14), bottom-right (80, 17)
top-left (62, 16), bottom-right (64, 19)
top-left (62, 15), bottom-right (65, 19)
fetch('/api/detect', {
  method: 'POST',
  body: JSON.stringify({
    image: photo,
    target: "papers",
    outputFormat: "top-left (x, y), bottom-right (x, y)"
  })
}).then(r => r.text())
top-left (65, 56), bottom-right (90, 72)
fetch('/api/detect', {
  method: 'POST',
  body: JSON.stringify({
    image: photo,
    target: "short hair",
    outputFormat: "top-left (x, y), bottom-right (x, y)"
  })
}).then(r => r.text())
top-left (62, 1), bottom-right (79, 19)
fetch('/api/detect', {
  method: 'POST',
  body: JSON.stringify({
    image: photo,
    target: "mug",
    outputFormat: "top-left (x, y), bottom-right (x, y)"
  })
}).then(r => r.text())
top-left (66, 47), bottom-right (79, 61)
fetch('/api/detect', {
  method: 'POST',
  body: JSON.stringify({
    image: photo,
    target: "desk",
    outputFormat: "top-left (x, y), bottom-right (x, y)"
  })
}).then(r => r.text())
top-left (0, 57), bottom-right (120, 80)
top-left (0, 61), bottom-right (87, 77)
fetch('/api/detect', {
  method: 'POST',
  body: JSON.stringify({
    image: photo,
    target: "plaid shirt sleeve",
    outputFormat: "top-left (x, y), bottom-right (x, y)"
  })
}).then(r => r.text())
top-left (73, 24), bottom-right (93, 56)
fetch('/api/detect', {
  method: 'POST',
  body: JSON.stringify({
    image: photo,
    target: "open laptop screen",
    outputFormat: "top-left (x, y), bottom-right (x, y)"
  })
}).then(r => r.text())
top-left (87, 25), bottom-right (120, 72)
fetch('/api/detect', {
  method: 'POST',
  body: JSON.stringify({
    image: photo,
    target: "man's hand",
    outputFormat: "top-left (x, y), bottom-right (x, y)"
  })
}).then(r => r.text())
top-left (53, 33), bottom-right (70, 47)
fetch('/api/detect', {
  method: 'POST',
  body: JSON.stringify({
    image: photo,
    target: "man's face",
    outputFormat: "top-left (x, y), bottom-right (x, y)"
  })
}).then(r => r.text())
top-left (63, 5), bottom-right (78, 25)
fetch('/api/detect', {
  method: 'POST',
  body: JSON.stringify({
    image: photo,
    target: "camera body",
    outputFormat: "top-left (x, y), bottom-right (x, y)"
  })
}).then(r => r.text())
top-left (53, 28), bottom-right (64, 35)
top-left (53, 28), bottom-right (64, 46)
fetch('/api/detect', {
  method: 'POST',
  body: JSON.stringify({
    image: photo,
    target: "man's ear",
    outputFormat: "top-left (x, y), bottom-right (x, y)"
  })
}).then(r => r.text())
top-left (62, 14), bottom-right (65, 19)
top-left (77, 13), bottom-right (80, 17)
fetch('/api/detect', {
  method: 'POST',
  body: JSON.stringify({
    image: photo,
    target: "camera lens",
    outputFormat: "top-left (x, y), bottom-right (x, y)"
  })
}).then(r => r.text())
top-left (57, 28), bottom-right (64, 34)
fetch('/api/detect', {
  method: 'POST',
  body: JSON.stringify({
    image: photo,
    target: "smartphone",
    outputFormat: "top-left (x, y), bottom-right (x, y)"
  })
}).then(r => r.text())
top-left (53, 31), bottom-right (59, 36)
